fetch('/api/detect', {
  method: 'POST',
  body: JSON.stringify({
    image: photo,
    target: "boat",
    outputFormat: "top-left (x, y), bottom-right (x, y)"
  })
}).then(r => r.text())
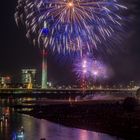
top-left (16, 126), bottom-right (24, 138)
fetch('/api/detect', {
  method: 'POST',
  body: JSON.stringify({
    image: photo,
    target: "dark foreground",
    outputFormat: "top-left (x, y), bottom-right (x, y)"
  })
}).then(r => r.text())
top-left (16, 99), bottom-right (140, 140)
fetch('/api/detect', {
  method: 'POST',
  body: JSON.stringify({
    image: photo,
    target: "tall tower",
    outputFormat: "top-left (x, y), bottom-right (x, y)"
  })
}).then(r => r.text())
top-left (41, 48), bottom-right (48, 89)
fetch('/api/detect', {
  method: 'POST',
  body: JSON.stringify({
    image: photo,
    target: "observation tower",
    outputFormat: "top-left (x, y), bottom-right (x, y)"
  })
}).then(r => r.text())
top-left (41, 48), bottom-right (48, 89)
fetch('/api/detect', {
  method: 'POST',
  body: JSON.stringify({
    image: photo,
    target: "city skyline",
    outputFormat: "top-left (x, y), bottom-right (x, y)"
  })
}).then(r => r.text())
top-left (0, 0), bottom-right (140, 85)
top-left (0, 1), bottom-right (140, 140)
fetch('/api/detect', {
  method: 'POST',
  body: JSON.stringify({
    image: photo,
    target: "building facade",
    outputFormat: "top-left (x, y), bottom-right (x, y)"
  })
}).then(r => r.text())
top-left (0, 76), bottom-right (11, 88)
top-left (21, 69), bottom-right (36, 88)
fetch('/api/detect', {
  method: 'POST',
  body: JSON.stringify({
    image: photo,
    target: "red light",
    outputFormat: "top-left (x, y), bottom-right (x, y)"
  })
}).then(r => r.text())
top-left (6, 76), bottom-right (10, 80)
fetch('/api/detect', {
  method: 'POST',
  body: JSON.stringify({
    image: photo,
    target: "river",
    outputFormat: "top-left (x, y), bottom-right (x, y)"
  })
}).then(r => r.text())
top-left (0, 106), bottom-right (124, 140)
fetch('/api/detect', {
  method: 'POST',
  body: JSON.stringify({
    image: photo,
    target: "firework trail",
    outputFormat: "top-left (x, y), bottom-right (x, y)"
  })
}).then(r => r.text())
top-left (15, 0), bottom-right (127, 54)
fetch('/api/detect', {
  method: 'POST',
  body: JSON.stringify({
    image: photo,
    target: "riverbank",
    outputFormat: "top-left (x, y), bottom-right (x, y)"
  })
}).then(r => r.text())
top-left (16, 99), bottom-right (140, 140)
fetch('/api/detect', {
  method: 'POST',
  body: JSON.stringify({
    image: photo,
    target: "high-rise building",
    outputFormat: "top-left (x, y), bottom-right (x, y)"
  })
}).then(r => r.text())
top-left (21, 69), bottom-right (36, 88)
top-left (0, 76), bottom-right (11, 88)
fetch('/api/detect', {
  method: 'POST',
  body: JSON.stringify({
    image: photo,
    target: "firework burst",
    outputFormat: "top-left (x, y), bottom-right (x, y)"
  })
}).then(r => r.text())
top-left (15, 0), bottom-right (127, 53)
top-left (73, 57), bottom-right (109, 81)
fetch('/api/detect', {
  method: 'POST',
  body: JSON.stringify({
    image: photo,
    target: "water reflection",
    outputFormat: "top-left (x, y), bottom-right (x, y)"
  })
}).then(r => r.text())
top-left (79, 130), bottom-right (89, 140)
top-left (0, 107), bottom-right (124, 140)
top-left (0, 121), bottom-right (3, 133)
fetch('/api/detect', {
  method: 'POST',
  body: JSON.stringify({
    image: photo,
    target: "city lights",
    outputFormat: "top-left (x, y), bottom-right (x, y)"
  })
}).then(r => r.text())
top-left (1, 0), bottom-right (140, 139)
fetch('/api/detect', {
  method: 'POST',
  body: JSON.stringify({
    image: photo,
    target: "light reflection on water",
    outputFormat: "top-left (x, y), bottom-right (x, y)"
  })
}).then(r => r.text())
top-left (21, 114), bottom-right (123, 140)
top-left (0, 107), bottom-right (124, 140)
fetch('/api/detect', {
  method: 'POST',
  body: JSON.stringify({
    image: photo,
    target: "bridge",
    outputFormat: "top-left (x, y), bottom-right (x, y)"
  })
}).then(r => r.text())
top-left (0, 88), bottom-right (139, 99)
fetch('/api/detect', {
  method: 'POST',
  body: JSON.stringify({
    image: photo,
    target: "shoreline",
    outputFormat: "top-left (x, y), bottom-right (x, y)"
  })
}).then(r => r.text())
top-left (15, 99), bottom-right (140, 140)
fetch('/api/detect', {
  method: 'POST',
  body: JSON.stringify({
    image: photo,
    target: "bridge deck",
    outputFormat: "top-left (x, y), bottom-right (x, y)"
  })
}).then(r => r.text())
top-left (0, 88), bottom-right (138, 99)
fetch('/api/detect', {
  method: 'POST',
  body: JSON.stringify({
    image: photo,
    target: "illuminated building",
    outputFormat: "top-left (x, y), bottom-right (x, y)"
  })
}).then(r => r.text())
top-left (41, 49), bottom-right (47, 89)
top-left (0, 76), bottom-right (11, 88)
top-left (21, 69), bottom-right (36, 89)
top-left (129, 81), bottom-right (135, 89)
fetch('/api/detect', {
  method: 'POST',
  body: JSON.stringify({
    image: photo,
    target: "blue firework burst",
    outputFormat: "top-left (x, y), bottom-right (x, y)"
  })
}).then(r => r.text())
top-left (15, 0), bottom-right (127, 53)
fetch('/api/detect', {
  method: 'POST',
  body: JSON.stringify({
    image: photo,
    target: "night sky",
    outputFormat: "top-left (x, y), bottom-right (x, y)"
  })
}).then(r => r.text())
top-left (0, 0), bottom-right (140, 85)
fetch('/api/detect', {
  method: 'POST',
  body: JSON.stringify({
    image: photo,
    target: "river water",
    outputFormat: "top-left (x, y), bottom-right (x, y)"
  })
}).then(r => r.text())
top-left (0, 106), bottom-right (124, 140)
